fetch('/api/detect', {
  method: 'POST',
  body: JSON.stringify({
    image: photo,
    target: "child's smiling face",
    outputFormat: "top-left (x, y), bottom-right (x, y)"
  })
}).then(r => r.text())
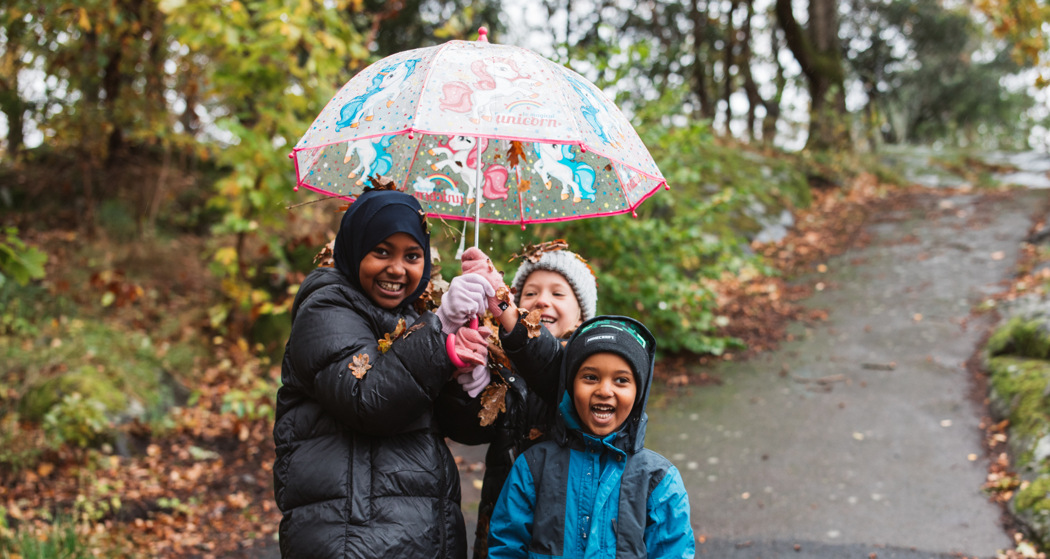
top-left (518, 270), bottom-right (582, 338)
top-left (572, 352), bottom-right (636, 437)
top-left (358, 233), bottom-right (425, 309)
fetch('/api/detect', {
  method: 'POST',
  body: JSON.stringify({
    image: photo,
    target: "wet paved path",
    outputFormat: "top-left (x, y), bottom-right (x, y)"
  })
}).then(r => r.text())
top-left (454, 187), bottom-right (1047, 558)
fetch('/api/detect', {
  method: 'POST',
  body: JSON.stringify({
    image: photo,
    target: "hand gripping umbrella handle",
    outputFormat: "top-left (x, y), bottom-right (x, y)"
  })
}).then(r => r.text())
top-left (446, 316), bottom-right (481, 369)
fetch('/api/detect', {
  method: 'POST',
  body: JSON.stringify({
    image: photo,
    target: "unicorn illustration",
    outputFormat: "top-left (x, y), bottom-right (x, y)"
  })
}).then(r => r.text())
top-left (335, 58), bottom-right (420, 131)
top-left (562, 72), bottom-right (624, 148)
top-left (343, 135), bottom-right (394, 185)
top-left (532, 143), bottom-right (597, 203)
top-left (438, 57), bottom-right (540, 123)
top-left (428, 135), bottom-right (509, 203)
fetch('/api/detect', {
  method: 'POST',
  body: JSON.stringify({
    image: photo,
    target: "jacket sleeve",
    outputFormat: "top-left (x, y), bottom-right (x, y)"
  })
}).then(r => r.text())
top-left (487, 454), bottom-right (537, 559)
top-left (499, 321), bottom-right (564, 410)
top-left (434, 379), bottom-right (497, 444)
top-left (286, 286), bottom-right (455, 435)
top-left (644, 465), bottom-right (695, 558)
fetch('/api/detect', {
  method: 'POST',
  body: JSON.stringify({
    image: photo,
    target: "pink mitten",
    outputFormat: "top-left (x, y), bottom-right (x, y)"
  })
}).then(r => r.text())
top-left (457, 364), bottom-right (491, 397)
top-left (435, 273), bottom-right (493, 334)
top-left (446, 325), bottom-right (491, 369)
top-left (460, 247), bottom-right (508, 316)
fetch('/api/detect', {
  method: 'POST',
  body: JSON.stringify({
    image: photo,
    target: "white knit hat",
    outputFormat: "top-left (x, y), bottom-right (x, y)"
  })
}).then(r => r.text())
top-left (510, 250), bottom-right (598, 321)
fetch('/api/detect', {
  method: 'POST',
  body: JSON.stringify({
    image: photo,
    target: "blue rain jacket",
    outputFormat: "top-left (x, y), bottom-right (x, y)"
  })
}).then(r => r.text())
top-left (488, 317), bottom-right (695, 558)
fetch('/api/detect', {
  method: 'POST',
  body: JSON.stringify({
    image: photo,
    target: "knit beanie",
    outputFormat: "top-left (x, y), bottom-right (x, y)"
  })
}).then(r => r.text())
top-left (510, 250), bottom-right (597, 321)
top-left (564, 316), bottom-right (655, 405)
top-left (332, 189), bottom-right (432, 308)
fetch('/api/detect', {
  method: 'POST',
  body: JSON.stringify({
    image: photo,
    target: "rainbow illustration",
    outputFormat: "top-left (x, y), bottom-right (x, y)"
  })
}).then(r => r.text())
top-left (427, 173), bottom-right (458, 189)
top-left (505, 99), bottom-right (542, 111)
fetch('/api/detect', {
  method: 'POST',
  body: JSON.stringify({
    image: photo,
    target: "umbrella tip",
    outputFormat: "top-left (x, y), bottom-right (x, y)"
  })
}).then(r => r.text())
top-left (294, 186), bottom-right (299, 192)
top-left (288, 152), bottom-right (294, 159)
top-left (632, 210), bottom-right (638, 218)
top-left (477, 27), bottom-right (489, 42)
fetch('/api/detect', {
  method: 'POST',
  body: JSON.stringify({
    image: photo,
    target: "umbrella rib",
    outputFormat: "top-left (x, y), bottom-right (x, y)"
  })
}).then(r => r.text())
top-left (412, 41), bottom-right (455, 137)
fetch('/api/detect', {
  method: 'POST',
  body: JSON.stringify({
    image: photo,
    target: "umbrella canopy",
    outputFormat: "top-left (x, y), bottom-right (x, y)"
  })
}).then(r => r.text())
top-left (291, 28), bottom-right (665, 236)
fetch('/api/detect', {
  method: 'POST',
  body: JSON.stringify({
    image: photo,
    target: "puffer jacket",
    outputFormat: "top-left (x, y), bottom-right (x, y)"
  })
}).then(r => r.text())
top-left (488, 318), bottom-right (695, 559)
top-left (273, 267), bottom-right (467, 559)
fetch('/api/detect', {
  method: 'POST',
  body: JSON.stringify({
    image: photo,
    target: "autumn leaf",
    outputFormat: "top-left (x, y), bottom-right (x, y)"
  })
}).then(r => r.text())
top-left (402, 322), bottom-right (425, 339)
top-left (518, 179), bottom-right (531, 193)
top-left (378, 319), bottom-right (407, 353)
top-left (507, 141), bottom-right (529, 167)
top-left (495, 285), bottom-right (511, 307)
top-left (367, 174), bottom-right (397, 190)
top-left (522, 308), bottom-right (543, 338)
top-left (350, 353), bottom-right (372, 378)
top-left (509, 239), bottom-right (571, 263)
top-left (478, 383), bottom-right (508, 427)
top-left (487, 335), bottom-right (513, 372)
top-left (314, 240), bottom-right (335, 268)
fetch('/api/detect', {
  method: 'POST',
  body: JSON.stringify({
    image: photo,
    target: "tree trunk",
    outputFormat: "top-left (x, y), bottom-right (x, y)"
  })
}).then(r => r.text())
top-left (689, 0), bottom-right (715, 120)
top-left (0, 18), bottom-right (26, 161)
top-left (775, 0), bottom-right (851, 151)
top-left (722, 0), bottom-right (737, 136)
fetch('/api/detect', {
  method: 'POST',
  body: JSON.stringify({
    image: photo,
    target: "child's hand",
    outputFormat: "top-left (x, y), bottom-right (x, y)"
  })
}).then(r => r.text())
top-left (447, 324), bottom-right (491, 370)
top-left (435, 273), bottom-right (493, 334)
top-left (457, 363), bottom-right (491, 397)
top-left (461, 248), bottom-right (509, 317)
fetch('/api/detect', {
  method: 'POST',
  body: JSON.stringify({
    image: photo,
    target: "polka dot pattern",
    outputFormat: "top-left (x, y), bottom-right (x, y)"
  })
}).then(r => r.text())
top-left (292, 39), bottom-right (665, 224)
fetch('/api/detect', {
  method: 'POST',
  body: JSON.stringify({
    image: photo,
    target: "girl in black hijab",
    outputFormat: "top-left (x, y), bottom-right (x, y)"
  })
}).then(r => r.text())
top-left (273, 189), bottom-right (491, 558)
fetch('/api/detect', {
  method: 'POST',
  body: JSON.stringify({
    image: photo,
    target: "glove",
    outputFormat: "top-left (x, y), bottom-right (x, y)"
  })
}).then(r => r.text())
top-left (435, 273), bottom-right (493, 334)
top-left (460, 247), bottom-right (508, 317)
top-left (446, 325), bottom-right (491, 370)
top-left (457, 364), bottom-right (491, 398)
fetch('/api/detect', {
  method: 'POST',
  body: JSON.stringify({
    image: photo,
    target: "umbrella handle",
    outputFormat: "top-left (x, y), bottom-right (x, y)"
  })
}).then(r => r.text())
top-left (469, 317), bottom-right (479, 330)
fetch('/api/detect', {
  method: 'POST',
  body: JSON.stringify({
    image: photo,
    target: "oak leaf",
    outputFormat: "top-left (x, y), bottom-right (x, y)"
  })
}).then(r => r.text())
top-left (507, 141), bottom-right (529, 167)
top-left (495, 285), bottom-right (511, 306)
top-left (522, 308), bottom-right (543, 339)
top-left (350, 353), bottom-right (372, 378)
top-left (510, 239), bottom-right (571, 263)
top-left (378, 319), bottom-right (408, 353)
top-left (478, 383), bottom-right (508, 427)
top-left (487, 336), bottom-right (513, 372)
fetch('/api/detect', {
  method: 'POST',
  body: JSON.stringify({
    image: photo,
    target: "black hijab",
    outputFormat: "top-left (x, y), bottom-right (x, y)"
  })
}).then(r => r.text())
top-left (332, 189), bottom-right (432, 310)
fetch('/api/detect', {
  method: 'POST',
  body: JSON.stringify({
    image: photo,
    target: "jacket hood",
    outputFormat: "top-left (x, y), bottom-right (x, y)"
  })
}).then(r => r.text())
top-left (552, 315), bottom-right (657, 454)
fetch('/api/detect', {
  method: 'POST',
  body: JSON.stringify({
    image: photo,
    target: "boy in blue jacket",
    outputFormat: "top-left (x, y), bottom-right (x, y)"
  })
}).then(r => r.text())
top-left (487, 316), bottom-right (695, 559)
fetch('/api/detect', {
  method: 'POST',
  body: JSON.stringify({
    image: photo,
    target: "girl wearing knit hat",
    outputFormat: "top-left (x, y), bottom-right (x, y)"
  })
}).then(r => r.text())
top-left (441, 242), bottom-right (597, 559)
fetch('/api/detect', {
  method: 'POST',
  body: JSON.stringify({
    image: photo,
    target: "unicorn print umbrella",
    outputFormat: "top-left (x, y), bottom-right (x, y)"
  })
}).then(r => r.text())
top-left (290, 28), bottom-right (666, 245)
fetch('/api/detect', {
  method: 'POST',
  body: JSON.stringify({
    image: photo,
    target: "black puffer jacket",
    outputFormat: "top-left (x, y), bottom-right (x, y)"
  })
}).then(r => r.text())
top-left (273, 267), bottom-right (466, 559)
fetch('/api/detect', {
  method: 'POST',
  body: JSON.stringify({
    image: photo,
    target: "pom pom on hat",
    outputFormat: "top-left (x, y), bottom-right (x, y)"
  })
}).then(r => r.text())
top-left (510, 250), bottom-right (597, 321)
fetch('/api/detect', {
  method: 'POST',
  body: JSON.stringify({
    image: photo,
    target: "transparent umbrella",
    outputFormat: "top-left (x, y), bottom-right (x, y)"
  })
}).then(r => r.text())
top-left (290, 28), bottom-right (667, 245)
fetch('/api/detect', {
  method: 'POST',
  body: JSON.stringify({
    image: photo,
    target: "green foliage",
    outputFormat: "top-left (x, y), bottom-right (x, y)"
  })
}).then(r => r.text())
top-left (987, 317), bottom-right (1050, 359)
top-left (221, 375), bottom-right (276, 421)
top-left (43, 392), bottom-right (110, 449)
top-left (0, 515), bottom-right (91, 559)
top-left (987, 356), bottom-right (1050, 463)
top-left (0, 227), bottom-right (46, 288)
top-left (844, 0), bottom-right (1037, 148)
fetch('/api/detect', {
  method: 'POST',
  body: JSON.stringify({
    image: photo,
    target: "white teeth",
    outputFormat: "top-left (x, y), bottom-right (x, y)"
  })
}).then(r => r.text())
top-left (377, 281), bottom-right (403, 291)
top-left (540, 317), bottom-right (556, 323)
